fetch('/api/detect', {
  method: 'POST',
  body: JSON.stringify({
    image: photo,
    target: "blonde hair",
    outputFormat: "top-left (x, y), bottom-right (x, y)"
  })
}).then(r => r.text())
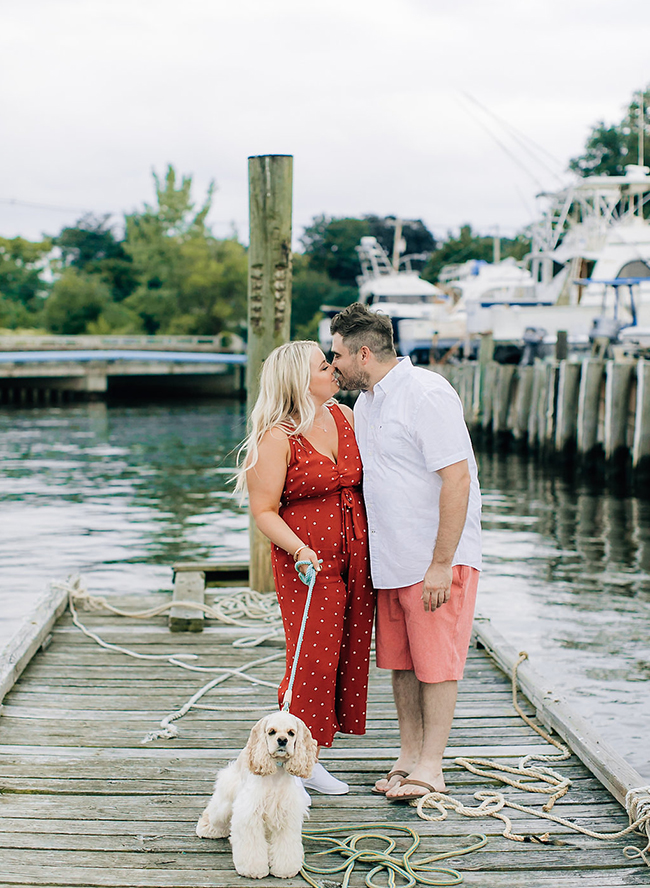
top-left (234, 340), bottom-right (322, 492)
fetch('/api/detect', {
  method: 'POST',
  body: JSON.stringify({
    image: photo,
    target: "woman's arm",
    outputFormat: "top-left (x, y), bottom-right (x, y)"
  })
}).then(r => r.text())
top-left (247, 429), bottom-right (321, 573)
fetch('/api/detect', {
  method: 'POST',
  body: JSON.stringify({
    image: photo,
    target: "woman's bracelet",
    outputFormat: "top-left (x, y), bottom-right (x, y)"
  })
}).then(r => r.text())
top-left (293, 544), bottom-right (309, 561)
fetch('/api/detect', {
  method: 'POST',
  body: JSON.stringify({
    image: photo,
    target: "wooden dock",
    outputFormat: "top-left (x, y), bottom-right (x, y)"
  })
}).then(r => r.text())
top-left (434, 352), bottom-right (650, 480)
top-left (1, 586), bottom-right (648, 887)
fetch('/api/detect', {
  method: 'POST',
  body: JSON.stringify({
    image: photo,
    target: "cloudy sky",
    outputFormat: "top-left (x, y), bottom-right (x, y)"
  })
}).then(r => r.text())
top-left (2, 0), bottom-right (650, 248)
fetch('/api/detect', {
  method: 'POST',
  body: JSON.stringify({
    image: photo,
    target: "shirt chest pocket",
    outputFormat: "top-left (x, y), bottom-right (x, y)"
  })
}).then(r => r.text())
top-left (376, 417), bottom-right (412, 459)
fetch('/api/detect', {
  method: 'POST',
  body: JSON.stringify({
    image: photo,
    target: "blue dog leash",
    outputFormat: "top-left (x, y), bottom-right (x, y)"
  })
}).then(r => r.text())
top-left (281, 558), bottom-right (322, 711)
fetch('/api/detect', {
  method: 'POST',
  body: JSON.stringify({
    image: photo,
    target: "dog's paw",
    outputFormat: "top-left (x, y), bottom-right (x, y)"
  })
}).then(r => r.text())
top-left (235, 864), bottom-right (269, 879)
top-left (196, 810), bottom-right (229, 839)
top-left (270, 864), bottom-right (302, 878)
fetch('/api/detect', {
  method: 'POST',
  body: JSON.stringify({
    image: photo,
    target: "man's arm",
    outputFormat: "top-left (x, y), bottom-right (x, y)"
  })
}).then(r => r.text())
top-left (421, 459), bottom-right (470, 611)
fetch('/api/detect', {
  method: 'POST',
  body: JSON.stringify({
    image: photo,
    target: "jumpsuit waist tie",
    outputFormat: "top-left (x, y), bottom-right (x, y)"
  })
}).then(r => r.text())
top-left (338, 486), bottom-right (365, 554)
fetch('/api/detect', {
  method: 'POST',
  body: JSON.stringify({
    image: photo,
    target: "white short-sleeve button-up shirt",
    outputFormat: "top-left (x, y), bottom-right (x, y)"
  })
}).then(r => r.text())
top-left (354, 357), bottom-right (482, 589)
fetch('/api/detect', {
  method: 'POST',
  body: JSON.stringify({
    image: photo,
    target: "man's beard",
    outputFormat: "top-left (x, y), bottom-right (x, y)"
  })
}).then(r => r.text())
top-left (335, 369), bottom-right (371, 392)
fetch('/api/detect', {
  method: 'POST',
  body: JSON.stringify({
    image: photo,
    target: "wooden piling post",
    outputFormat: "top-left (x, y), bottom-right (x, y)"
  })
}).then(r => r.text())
top-left (542, 363), bottom-right (558, 449)
top-left (528, 361), bottom-right (548, 448)
top-left (604, 360), bottom-right (634, 462)
top-left (577, 359), bottom-right (605, 457)
top-left (247, 155), bottom-right (293, 594)
top-left (492, 364), bottom-right (516, 435)
top-left (480, 362), bottom-right (497, 433)
top-left (476, 334), bottom-right (494, 427)
top-left (555, 360), bottom-right (581, 453)
top-left (633, 358), bottom-right (650, 472)
top-left (513, 365), bottom-right (534, 441)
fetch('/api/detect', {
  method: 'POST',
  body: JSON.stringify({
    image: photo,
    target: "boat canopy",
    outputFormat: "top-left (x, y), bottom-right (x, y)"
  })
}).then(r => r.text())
top-left (359, 273), bottom-right (445, 302)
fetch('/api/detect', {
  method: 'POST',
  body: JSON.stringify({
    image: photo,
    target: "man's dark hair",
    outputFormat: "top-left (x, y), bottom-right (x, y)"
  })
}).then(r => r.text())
top-left (330, 303), bottom-right (396, 361)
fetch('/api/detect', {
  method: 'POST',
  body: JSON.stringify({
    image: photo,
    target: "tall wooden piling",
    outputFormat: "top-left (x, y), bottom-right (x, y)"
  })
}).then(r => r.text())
top-left (513, 365), bottom-right (534, 441)
top-left (604, 360), bottom-right (634, 462)
top-left (247, 154), bottom-right (293, 593)
top-left (576, 359), bottom-right (605, 457)
top-left (438, 352), bottom-right (649, 487)
top-left (555, 360), bottom-right (581, 452)
top-left (633, 358), bottom-right (650, 472)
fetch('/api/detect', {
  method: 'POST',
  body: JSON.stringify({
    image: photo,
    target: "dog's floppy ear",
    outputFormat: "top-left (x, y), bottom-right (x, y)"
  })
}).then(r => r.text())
top-left (285, 718), bottom-right (318, 778)
top-left (245, 717), bottom-right (276, 776)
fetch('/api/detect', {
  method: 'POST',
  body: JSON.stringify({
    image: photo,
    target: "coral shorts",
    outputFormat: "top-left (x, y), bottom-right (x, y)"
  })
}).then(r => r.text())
top-left (375, 565), bottom-right (479, 683)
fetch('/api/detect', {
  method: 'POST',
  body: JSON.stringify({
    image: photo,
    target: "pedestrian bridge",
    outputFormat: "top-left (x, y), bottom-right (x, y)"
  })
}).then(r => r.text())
top-left (0, 336), bottom-right (246, 404)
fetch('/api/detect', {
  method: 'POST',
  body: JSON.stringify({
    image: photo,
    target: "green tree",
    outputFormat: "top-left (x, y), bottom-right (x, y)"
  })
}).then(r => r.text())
top-left (290, 254), bottom-right (357, 339)
top-left (364, 215), bottom-right (435, 266)
top-left (300, 215), bottom-right (369, 287)
top-left (301, 214), bottom-right (436, 288)
top-left (0, 236), bottom-right (52, 329)
top-left (123, 165), bottom-right (247, 335)
top-left (569, 88), bottom-right (650, 177)
top-left (422, 226), bottom-right (530, 284)
top-left (42, 267), bottom-right (113, 334)
top-left (56, 214), bottom-right (137, 302)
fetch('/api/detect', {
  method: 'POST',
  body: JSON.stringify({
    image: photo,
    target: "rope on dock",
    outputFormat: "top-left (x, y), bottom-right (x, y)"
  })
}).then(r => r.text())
top-left (415, 652), bottom-right (650, 867)
top-left (51, 576), bottom-right (286, 743)
top-left (58, 574), bottom-right (283, 632)
top-left (300, 823), bottom-right (487, 888)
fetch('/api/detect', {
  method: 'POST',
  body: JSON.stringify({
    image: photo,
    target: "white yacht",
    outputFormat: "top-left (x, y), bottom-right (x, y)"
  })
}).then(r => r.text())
top-left (467, 165), bottom-right (650, 353)
top-left (319, 236), bottom-right (452, 360)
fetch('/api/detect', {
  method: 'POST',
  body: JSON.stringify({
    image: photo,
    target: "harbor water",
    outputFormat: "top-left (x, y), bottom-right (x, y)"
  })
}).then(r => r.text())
top-left (0, 399), bottom-right (648, 780)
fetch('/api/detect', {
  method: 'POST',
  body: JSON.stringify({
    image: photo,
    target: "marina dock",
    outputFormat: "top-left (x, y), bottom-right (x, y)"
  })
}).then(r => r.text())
top-left (435, 350), bottom-right (650, 477)
top-left (1, 581), bottom-right (648, 887)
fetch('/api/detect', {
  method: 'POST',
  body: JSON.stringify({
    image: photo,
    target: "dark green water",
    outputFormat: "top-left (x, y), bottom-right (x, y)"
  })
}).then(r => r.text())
top-left (0, 400), bottom-right (648, 778)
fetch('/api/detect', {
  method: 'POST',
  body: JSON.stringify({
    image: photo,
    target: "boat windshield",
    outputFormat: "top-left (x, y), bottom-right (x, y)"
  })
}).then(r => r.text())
top-left (370, 294), bottom-right (432, 304)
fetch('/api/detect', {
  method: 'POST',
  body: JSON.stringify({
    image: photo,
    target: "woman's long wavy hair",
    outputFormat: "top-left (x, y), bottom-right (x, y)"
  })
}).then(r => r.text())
top-left (234, 340), bottom-right (322, 493)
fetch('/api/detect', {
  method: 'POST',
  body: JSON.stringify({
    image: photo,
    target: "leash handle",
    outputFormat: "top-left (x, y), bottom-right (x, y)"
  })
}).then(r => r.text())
top-left (281, 559), bottom-right (322, 711)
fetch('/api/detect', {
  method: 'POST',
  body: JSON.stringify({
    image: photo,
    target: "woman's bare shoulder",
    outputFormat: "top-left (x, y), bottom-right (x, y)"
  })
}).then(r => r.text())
top-left (335, 402), bottom-right (355, 428)
top-left (257, 426), bottom-right (292, 458)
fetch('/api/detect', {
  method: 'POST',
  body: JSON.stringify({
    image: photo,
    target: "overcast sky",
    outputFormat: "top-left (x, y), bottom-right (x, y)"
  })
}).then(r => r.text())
top-left (2, 0), bottom-right (650, 248)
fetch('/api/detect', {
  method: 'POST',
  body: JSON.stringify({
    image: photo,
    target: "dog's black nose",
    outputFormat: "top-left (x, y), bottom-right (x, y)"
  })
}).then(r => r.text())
top-left (276, 736), bottom-right (287, 746)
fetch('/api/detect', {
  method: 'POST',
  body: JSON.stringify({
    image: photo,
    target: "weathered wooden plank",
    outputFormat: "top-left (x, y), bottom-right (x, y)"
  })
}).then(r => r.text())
top-left (0, 585), bottom-right (69, 706)
top-left (1, 592), bottom-right (646, 888)
top-left (473, 617), bottom-right (645, 809)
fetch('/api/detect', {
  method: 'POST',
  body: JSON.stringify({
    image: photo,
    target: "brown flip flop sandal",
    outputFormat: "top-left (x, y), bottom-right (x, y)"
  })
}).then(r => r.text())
top-left (386, 778), bottom-right (448, 802)
top-left (370, 769), bottom-right (409, 795)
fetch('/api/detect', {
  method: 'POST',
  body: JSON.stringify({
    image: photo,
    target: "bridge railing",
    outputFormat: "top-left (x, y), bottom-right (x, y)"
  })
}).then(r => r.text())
top-left (0, 334), bottom-right (245, 353)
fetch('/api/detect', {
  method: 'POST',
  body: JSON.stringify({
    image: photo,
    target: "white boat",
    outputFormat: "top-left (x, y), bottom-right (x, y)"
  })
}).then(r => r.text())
top-left (319, 236), bottom-right (458, 361)
top-left (466, 164), bottom-right (650, 355)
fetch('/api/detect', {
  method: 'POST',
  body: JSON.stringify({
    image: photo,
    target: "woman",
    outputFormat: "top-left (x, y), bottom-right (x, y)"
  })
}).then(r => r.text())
top-left (236, 341), bottom-right (374, 795)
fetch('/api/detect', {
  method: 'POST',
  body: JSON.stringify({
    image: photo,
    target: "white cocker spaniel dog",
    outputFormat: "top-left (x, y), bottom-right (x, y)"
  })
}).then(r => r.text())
top-left (196, 711), bottom-right (317, 879)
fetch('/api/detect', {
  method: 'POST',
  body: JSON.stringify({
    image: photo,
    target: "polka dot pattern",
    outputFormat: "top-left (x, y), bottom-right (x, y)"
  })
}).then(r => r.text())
top-left (270, 403), bottom-right (375, 747)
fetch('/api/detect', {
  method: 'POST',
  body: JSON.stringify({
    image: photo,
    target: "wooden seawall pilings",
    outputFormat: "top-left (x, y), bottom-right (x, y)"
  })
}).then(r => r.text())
top-left (434, 357), bottom-right (650, 478)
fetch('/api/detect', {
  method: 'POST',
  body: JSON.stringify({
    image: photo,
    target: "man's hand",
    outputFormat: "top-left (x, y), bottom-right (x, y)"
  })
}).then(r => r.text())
top-left (422, 562), bottom-right (453, 611)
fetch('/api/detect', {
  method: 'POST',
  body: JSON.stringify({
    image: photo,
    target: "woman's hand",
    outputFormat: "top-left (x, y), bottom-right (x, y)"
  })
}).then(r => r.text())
top-left (296, 547), bottom-right (321, 575)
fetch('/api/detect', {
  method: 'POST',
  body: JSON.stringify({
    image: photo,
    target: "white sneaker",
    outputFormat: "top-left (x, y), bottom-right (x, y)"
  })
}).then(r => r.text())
top-left (301, 761), bottom-right (349, 795)
top-left (294, 775), bottom-right (311, 806)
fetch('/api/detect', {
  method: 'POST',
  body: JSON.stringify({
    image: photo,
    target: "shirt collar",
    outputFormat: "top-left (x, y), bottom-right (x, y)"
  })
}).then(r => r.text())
top-left (375, 356), bottom-right (412, 394)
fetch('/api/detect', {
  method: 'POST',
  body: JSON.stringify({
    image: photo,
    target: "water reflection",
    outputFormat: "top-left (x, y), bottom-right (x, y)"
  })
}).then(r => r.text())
top-left (0, 400), bottom-right (249, 645)
top-left (0, 402), bottom-right (648, 779)
top-left (477, 449), bottom-right (650, 778)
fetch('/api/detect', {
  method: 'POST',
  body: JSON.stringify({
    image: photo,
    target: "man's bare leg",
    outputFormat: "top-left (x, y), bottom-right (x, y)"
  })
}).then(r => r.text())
top-left (374, 670), bottom-right (423, 792)
top-left (385, 679), bottom-right (457, 798)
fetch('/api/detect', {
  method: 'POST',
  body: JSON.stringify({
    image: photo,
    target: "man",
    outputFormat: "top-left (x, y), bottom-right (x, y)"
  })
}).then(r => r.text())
top-left (330, 303), bottom-right (481, 800)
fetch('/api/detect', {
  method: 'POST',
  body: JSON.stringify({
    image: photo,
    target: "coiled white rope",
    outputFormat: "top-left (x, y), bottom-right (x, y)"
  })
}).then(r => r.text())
top-left (51, 576), bottom-right (285, 743)
top-left (415, 652), bottom-right (650, 867)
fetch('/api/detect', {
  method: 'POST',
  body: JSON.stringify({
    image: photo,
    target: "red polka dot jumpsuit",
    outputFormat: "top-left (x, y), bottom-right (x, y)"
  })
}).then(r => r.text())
top-left (271, 402), bottom-right (375, 747)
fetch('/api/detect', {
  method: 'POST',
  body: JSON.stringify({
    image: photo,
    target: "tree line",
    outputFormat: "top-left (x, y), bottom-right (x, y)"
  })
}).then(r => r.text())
top-left (1, 87), bottom-right (646, 340)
